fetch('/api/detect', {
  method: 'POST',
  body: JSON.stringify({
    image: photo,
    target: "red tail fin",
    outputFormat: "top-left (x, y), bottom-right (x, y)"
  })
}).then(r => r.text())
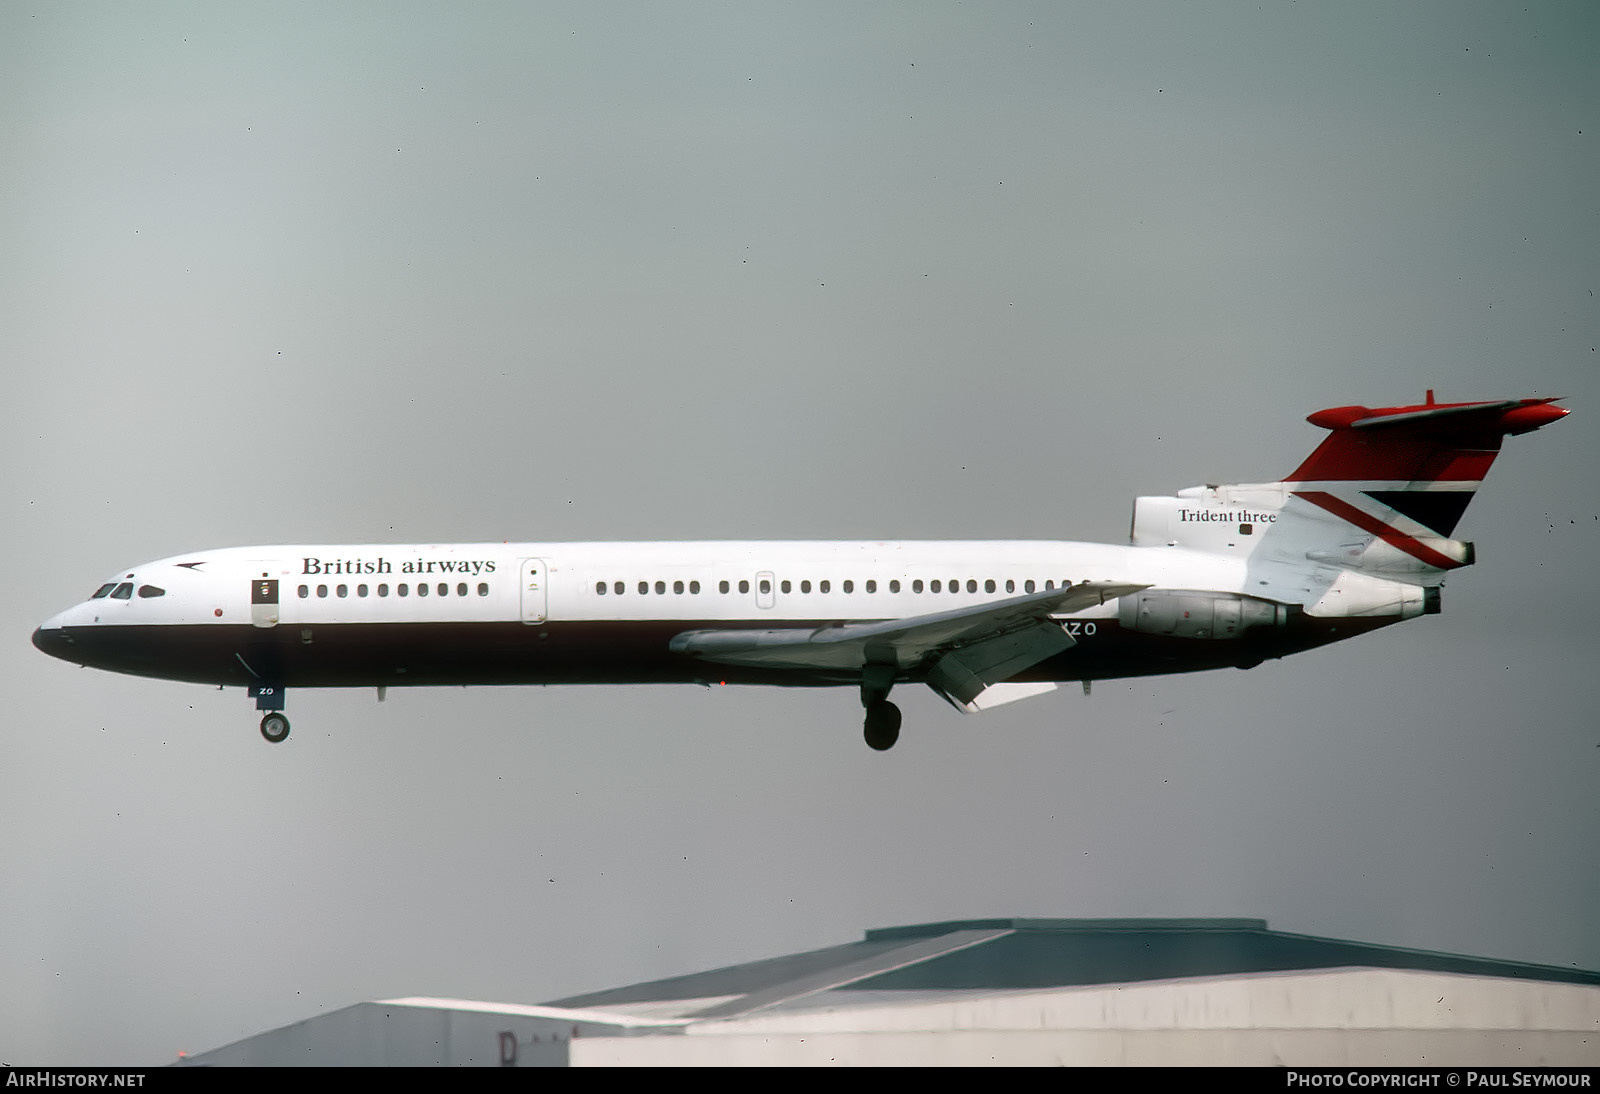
top-left (1285, 396), bottom-right (1566, 537)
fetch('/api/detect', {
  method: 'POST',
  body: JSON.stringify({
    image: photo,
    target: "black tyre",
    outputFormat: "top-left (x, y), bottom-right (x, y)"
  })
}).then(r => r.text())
top-left (863, 700), bottom-right (901, 751)
top-left (260, 712), bottom-right (290, 743)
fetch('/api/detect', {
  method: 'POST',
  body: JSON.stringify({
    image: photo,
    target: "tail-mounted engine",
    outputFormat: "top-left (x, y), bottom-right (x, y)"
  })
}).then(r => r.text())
top-left (1118, 590), bottom-right (1289, 640)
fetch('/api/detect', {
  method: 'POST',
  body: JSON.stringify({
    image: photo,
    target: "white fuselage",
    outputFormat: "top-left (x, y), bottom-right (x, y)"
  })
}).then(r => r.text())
top-left (43, 539), bottom-right (1247, 632)
top-left (33, 533), bottom-right (1376, 719)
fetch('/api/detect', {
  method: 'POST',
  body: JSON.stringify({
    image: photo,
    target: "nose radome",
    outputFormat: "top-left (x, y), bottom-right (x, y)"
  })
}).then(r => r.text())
top-left (32, 623), bottom-right (76, 662)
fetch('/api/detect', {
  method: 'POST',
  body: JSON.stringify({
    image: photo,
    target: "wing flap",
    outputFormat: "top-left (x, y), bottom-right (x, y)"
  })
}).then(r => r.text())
top-left (935, 680), bottom-right (1059, 714)
top-left (925, 621), bottom-right (1075, 705)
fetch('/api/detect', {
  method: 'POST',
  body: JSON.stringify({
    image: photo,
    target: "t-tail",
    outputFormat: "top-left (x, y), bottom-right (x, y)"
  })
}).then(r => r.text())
top-left (1129, 394), bottom-right (1568, 621)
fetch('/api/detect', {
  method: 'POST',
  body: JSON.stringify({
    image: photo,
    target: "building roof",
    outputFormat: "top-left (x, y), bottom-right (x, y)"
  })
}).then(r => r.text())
top-left (179, 917), bottom-right (1600, 1066)
top-left (548, 917), bottom-right (1600, 1022)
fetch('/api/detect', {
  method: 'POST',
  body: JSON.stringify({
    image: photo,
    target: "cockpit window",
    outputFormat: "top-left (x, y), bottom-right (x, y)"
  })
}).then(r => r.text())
top-left (90, 583), bottom-right (116, 600)
top-left (110, 583), bottom-right (134, 600)
top-left (137, 585), bottom-right (166, 598)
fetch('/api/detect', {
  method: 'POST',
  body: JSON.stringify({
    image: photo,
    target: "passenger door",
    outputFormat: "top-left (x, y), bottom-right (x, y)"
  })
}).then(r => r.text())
top-left (520, 558), bottom-right (551, 624)
top-left (250, 576), bottom-right (280, 628)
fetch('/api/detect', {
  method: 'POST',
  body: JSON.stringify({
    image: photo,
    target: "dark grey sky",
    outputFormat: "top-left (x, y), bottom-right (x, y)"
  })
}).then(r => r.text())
top-left (4, 2), bottom-right (1597, 1064)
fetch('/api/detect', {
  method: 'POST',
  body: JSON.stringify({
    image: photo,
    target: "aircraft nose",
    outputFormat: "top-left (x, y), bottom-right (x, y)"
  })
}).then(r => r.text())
top-left (32, 624), bottom-right (76, 663)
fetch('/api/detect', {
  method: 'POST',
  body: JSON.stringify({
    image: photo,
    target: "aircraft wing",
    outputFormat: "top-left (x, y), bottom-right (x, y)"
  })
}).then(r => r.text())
top-left (670, 581), bottom-right (1147, 710)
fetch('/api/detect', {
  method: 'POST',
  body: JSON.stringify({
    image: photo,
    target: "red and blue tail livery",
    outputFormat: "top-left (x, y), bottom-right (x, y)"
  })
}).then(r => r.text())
top-left (33, 395), bottom-right (1567, 751)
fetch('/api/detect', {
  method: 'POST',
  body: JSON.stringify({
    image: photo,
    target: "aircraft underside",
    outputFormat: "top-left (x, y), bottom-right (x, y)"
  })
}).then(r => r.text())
top-left (40, 613), bottom-right (1392, 748)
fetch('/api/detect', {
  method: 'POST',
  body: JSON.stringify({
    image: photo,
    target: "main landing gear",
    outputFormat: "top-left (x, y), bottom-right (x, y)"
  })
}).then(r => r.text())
top-left (863, 700), bottom-right (901, 751)
top-left (860, 664), bottom-right (901, 751)
top-left (250, 684), bottom-right (290, 744)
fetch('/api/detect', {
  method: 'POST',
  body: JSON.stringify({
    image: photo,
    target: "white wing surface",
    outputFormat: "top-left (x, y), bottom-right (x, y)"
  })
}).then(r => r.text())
top-left (669, 581), bottom-right (1146, 711)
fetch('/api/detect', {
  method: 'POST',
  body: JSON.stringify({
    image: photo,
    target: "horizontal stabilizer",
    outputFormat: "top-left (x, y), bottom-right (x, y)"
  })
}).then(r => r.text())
top-left (1305, 397), bottom-right (1565, 434)
top-left (1290, 396), bottom-right (1567, 483)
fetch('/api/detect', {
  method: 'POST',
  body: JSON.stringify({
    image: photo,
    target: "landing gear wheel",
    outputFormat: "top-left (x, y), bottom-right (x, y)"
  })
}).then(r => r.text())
top-left (260, 712), bottom-right (290, 743)
top-left (863, 700), bottom-right (901, 751)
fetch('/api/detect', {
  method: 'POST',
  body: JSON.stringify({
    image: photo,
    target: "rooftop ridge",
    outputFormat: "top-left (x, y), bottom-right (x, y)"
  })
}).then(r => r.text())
top-left (865, 917), bottom-right (1271, 941)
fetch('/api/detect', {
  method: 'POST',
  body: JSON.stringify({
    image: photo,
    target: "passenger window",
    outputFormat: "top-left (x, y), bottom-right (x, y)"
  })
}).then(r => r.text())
top-left (358, 584), bottom-right (368, 597)
top-left (819, 580), bottom-right (830, 594)
top-left (801, 580), bottom-right (812, 594)
top-left (930, 580), bottom-right (940, 593)
top-left (613, 582), bottom-right (623, 595)
top-left (757, 579), bottom-right (768, 595)
top-left (914, 579), bottom-right (925, 593)
top-left (950, 579), bottom-right (960, 594)
top-left (418, 583), bottom-right (429, 597)
top-left (780, 580), bottom-right (791, 594)
top-left (596, 581), bottom-right (607, 595)
top-left (690, 580), bottom-right (700, 594)
top-left (655, 580), bottom-right (666, 595)
top-left (843, 580), bottom-right (854, 593)
top-left (1025, 580), bottom-right (1036, 593)
top-left (865, 580), bottom-right (876, 593)
top-left (719, 580), bottom-right (730, 594)
top-left (337, 584), bottom-right (348, 598)
top-left (1044, 580), bottom-right (1054, 590)
top-left (889, 580), bottom-right (900, 593)
top-left (984, 579), bottom-right (995, 593)
top-left (478, 583), bottom-right (489, 596)
top-left (673, 580), bottom-right (684, 594)
top-left (138, 585), bottom-right (165, 598)
top-left (639, 581), bottom-right (649, 595)
top-left (317, 585), bottom-right (328, 598)
top-left (379, 584), bottom-right (389, 597)
top-left (1006, 579), bottom-right (1015, 593)
top-left (457, 583), bottom-right (467, 597)
top-left (298, 585), bottom-right (309, 599)
top-left (398, 584), bottom-right (409, 597)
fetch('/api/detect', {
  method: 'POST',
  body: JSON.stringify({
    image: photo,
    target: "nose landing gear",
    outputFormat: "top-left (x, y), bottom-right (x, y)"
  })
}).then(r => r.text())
top-left (250, 684), bottom-right (290, 744)
top-left (260, 712), bottom-right (290, 743)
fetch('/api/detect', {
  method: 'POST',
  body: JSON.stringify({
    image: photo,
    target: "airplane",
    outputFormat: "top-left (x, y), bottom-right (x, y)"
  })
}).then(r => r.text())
top-left (32, 394), bottom-right (1567, 751)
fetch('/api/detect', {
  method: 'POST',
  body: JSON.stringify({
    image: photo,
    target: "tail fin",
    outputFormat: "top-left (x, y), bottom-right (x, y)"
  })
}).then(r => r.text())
top-left (1130, 395), bottom-right (1567, 614)
top-left (1281, 394), bottom-right (1567, 570)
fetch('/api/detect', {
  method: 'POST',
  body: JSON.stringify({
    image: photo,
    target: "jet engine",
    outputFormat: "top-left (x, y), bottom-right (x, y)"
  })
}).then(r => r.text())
top-left (1118, 590), bottom-right (1288, 639)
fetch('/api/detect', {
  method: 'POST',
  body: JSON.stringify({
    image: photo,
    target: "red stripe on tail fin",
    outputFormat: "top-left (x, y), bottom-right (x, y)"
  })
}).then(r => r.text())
top-left (1294, 491), bottom-right (1471, 570)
